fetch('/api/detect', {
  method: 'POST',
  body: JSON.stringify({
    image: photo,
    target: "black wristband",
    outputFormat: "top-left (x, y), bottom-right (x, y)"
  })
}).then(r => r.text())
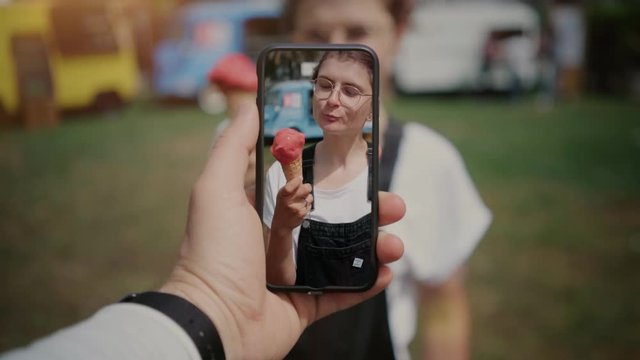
top-left (120, 291), bottom-right (225, 360)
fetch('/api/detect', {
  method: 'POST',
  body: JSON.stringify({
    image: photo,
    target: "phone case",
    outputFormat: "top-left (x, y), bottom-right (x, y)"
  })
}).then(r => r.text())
top-left (257, 44), bottom-right (380, 293)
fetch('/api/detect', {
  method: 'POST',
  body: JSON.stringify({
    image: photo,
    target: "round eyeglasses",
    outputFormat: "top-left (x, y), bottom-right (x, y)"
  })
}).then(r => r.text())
top-left (311, 78), bottom-right (372, 108)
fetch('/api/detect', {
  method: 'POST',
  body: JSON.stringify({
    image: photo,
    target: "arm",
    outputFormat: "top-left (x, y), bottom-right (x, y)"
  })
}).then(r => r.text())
top-left (0, 304), bottom-right (201, 360)
top-left (265, 226), bottom-right (296, 284)
top-left (420, 267), bottom-right (470, 360)
top-left (265, 177), bottom-right (312, 285)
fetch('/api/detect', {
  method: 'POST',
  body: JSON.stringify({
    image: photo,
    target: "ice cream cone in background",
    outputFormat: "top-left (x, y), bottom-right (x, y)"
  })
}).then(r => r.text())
top-left (207, 53), bottom-right (258, 118)
top-left (271, 129), bottom-right (306, 181)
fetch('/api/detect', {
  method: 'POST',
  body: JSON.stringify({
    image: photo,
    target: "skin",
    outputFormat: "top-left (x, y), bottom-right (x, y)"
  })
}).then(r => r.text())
top-left (420, 268), bottom-right (470, 360)
top-left (161, 103), bottom-right (406, 359)
top-left (266, 55), bottom-right (373, 285)
top-left (291, 0), bottom-right (405, 105)
top-left (226, 90), bottom-right (257, 188)
top-left (312, 55), bottom-right (372, 190)
top-left (291, 1), bottom-right (473, 359)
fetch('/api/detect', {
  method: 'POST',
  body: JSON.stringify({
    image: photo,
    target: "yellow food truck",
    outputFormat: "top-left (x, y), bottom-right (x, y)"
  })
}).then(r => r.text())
top-left (0, 0), bottom-right (139, 127)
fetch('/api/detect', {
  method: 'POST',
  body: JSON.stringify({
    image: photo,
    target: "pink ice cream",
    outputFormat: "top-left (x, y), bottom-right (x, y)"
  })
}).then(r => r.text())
top-left (271, 129), bottom-right (305, 180)
top-left (271, 129), bottom-right (305, 164)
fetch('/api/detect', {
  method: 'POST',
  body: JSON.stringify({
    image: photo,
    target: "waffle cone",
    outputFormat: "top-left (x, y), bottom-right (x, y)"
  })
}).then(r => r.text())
top-left (282, 157), bottom-right (302, 181)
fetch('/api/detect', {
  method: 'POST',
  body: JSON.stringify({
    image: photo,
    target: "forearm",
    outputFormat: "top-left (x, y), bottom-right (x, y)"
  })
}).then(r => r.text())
top-left (265, 225), bottom-right (297, 285)
top-left (421, 292), bottom-right (470, 360)
top-left (0, 304), bottom-right (200, 360)
top-left (420, 269), bottom-right (470, 360)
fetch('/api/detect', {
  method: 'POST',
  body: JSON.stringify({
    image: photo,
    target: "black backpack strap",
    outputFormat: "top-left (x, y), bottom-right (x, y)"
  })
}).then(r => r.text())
top-left (302, 144), bottom-right (316, 211)
top-left (366, 141), bottom-right (373, 201)
top-left (379, 120), bottom-right (404, 192)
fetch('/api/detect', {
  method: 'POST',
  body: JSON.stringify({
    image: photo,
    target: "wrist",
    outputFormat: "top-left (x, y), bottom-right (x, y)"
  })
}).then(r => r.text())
top-left (271, 217), bottom-right (297, 236)
top-left (160, 269), bottom-right (243, 359)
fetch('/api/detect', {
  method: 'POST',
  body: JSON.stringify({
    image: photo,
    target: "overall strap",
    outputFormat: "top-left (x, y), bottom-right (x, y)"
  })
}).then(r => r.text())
top-left (366, 141), bottom-right (373, 201)
top-left (302, 144), bottom-right (316, 210)
top-left (379, 120), bottom-right (404, 192)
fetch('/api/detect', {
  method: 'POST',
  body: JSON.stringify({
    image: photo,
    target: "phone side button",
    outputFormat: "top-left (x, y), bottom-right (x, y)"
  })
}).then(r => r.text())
top-left (307, 291), bottom-right (323, 296)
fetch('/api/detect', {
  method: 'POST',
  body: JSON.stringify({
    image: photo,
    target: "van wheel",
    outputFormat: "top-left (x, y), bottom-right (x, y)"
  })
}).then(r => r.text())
top-left (94, 92), bottom-right (124, 113)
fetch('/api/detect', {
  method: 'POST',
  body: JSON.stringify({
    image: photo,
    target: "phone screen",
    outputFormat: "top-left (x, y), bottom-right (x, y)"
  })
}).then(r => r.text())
top-left (257, 45), bottom-right (379, 293)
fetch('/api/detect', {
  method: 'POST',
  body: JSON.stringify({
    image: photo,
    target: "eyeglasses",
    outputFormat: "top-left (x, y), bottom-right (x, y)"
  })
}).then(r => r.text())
top-left (311, 77), bottom-right (372, 108)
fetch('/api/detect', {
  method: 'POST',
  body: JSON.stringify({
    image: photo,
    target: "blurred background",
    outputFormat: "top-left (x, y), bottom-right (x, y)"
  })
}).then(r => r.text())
top-left (1, 0), bottom-right (639, 358)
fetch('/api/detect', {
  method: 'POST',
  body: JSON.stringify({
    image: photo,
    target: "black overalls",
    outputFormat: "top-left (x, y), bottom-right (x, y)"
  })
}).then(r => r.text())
top-left (286, 120), bottom-right (404, 360)
top-left (294, 142), bottom-right (375, 288)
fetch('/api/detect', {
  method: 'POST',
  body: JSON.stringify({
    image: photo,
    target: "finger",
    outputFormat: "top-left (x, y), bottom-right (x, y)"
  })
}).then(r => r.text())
top-left (199, 103), bottom-right (258, 194)
top-left (378, 191), bottom-right (405, 226)
top-left (297, 205), bottom-right (309, 218)
top-left (304, 194), bottom-right (313, 205)
top-left (294, 183), bottom-right (312, 199)
top-left (296, 198), bottom-right (308, 213)
top-left (376, 231), bottom-right (404, 265)
top-left (280, 177), bottom-right (303, 197)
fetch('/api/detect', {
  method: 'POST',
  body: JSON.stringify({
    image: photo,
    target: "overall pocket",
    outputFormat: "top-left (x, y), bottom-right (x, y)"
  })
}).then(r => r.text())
top-left (301, 238), bottom-right (373, 288)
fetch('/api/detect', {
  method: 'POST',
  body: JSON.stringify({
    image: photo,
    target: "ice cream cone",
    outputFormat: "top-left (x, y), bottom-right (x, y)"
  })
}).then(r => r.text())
top-left (271, 128), bottom-right (305, 181)
top-left (282, 157), bottom-right (302, 181)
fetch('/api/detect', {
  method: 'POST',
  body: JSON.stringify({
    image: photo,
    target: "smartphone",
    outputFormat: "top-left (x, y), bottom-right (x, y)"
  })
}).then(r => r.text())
top-left (256, 44), bottom-right (379, 293)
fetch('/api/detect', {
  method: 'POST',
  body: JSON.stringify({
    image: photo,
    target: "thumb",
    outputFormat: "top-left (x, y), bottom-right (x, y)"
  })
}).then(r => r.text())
top-left (200, 103), bottom-right (258, 194)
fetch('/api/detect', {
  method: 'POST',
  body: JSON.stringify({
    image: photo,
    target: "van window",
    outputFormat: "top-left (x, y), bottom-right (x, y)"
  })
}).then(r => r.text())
top-left (282, 92), bottom-right (301, 108)
top-left (193, 20), bottom-right (232, 49)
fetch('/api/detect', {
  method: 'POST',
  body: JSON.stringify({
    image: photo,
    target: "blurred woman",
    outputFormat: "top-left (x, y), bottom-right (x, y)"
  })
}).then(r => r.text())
top-left (282, 1), bottom-right (492, 359)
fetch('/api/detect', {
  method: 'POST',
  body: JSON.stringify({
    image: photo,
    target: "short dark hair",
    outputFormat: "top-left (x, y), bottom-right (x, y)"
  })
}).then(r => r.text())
top-left (280, 0), bottom-right (415, 33)
top-left (311, 50), bottom-right (374, 85)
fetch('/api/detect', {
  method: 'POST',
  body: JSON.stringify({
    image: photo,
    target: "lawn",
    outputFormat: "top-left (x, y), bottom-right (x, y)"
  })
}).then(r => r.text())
top-left (1, 97), bottom-right (639, 358)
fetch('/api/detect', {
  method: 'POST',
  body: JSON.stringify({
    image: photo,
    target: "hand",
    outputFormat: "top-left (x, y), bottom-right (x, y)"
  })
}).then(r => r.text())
top-left (272, 177), bottom-right (313, 231)
top-left (160, 103), bottom-right (405, 359)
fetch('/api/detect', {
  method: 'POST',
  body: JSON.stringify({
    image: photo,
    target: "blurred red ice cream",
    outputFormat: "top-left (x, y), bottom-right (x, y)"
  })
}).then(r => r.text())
top-left (207, 53), bottom-right (257, 92)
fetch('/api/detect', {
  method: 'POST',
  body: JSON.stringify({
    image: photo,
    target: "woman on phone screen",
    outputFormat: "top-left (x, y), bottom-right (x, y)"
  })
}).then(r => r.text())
top-left (263, 50), bottom-right (375, 288)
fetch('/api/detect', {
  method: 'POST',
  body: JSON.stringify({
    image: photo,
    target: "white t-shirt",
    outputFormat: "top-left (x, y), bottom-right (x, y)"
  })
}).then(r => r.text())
top-left (263, 160), bottom-right (371, 256)
top-left (384, 122), bottom-right (492, 360)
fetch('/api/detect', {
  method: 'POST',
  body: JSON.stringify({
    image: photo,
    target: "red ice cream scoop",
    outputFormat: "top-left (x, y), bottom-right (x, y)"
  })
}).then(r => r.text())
top-left (271, 128), bottom-right (305, 165)
top-left (207, 53), bottom-right (257, 92)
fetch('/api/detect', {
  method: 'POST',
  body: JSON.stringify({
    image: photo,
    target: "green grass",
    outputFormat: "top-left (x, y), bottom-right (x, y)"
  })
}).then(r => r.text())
top-left (0, 102), bottom-right (222, 349)
top-left (389, 97), bottom-right (640, 359)
top-left (1, 97), bottom-right (639, 358)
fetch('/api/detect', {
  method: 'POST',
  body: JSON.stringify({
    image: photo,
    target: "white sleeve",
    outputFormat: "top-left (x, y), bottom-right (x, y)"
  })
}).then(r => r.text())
top-left (0, 304), bottom-right (200, 360)
top-left (262, 162), bottom-right (285, 228)
top-left (388, 123), bottom-right (492, 284)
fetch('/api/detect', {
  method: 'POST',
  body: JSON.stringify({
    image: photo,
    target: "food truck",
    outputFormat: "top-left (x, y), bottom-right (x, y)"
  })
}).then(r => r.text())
top-left (153, 0), bottom-right (282, 113)
top-left (0, 1), bottom-right (139, 126)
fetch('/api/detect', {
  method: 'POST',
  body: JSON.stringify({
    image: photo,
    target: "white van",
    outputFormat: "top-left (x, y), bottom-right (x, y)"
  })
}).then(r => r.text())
top-left (394, 1), bottom-right (541, 93)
